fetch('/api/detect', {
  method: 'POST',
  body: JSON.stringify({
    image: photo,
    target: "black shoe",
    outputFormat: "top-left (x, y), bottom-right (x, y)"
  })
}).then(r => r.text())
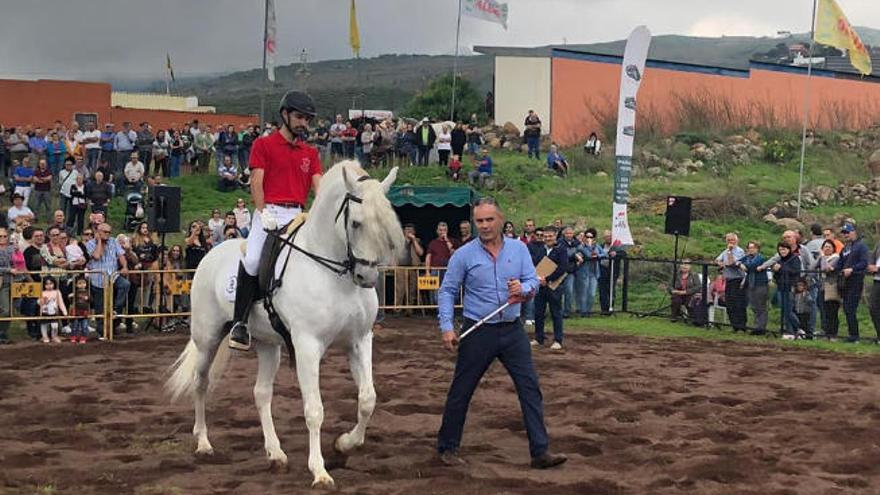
top-left (845, 336), bottom-right (860, 344)
top-left (530, 452), bottom-right (567, 469)
top-left (749, 329), bottom-right (766, 336)
top-left (439, 450), bottom-right (467, 466)
top-left (229, 321), bottom-right (251, 351)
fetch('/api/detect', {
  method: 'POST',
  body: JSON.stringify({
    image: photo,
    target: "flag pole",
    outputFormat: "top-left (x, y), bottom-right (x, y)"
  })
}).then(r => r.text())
top-left (260, 0), bottom-right (269, 128)
top-left (450, 0), bottom-right (462, 122)
top-left (796, 0), bottom-right (818, 218)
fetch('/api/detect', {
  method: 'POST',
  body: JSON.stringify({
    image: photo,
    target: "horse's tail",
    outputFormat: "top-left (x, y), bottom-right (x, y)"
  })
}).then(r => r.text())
top-left (165, 338), bottom-right (231, 403)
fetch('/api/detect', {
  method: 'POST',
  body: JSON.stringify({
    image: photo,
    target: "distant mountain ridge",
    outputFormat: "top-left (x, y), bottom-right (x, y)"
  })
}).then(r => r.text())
top-left (171, 26), bottom-right (880, 117)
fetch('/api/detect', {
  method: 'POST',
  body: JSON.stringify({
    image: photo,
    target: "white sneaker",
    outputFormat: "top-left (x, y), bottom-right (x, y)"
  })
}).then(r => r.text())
top-left (62, 325), bottom-right (72, 335)
top-left (796, 329), bottom-right (807, 340)
top-left (525, 320), bottom-right (535, 326)
top-left (117, 322), bottom-right (127, 331)
top-left (530, 339), bottom-right (540, 347)
top-left (782, 334), bottom-right (796, 340)
top-left (131, 321), bottom-right (139, 330)
top-left (550, 341), bottom-right (563, 350)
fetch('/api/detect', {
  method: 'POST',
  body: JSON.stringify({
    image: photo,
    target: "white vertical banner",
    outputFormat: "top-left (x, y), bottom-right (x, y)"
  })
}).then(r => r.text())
top-left (612, 25), bottom-right (651, 247)
top-left (265, 0), bottom-right (277, 82)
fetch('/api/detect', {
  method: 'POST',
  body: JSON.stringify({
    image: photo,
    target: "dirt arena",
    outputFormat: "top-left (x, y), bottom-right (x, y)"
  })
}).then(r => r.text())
top-left (1, 317), bottom-right (879, 495)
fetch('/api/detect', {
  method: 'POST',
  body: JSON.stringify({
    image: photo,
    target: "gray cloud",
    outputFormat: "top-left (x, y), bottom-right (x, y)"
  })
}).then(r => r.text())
top-left (1, 0), bottom-right (877, 80)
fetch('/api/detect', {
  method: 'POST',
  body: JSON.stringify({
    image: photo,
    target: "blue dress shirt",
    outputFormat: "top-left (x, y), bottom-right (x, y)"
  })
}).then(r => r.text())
top-left (438, 237), bottom-right (539, 332)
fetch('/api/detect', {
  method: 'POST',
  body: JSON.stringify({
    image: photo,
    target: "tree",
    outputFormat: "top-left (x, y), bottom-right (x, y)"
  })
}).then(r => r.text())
top-left (404, 73), bottom-right (483, 122)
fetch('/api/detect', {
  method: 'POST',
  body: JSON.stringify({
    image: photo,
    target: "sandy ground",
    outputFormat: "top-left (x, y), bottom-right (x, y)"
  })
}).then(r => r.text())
top-left (1, 317), bottom-right (879, 495)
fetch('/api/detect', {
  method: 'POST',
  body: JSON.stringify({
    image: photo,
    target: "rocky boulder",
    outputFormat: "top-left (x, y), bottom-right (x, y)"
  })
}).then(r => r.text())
top-left (867, 149), bottom-right (880, 176)
top-left (501, 122), bottom-right (520, 137)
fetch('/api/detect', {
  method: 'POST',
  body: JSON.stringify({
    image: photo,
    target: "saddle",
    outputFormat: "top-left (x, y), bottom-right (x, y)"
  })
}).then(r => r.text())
top-left (240, 212), bottom-right (309, 297)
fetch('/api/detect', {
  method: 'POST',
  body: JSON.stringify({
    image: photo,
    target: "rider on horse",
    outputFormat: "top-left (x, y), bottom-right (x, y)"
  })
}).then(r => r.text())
top-left (228, 90), bottom-right (323, 351)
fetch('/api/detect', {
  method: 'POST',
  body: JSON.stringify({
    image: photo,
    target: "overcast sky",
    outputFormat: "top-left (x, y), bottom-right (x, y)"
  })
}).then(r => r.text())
top-left (1, 0), bottom-right (878, 81)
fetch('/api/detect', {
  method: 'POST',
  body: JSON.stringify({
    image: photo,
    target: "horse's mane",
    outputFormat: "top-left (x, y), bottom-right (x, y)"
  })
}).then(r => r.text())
top-left (319, 160), bottom-right (405, 265)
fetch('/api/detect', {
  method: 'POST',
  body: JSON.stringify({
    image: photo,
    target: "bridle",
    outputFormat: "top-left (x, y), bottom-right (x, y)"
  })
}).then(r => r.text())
top-left (268, 175), bottom-right (378, 281)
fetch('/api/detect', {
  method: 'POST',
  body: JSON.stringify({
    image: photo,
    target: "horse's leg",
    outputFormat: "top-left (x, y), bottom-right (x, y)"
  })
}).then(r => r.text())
top-left (193, 339), bottom-right (221, 455)
top-left (253, 340), bottom-right (287, 469)
top-left (335, 332), bottom-right (376, 454)
top-left (294, 336), bottom-right (334, 488)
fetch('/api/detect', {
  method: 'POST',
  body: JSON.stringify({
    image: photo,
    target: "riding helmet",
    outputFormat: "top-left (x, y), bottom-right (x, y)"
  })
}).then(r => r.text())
top-left (279, 91), bottom-right (316, 118)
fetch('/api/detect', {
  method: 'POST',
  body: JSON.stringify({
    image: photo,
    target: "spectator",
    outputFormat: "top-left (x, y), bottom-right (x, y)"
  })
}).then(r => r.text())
top-left (669, 261), bottom-right (700, 322)
top-left (22, 226), bottom-right (46, 341)
top-left (394, 223), bottom-right (424, 311)
top-left (185, 221), bottom-right (209, 272)
top-left (459, 220), bottom-right (473, 245)
top-left (5, 127), bottom-right (29, 165)
top-left (13, 156), bottom-right (34, 205)
top-left (85, 171), bottom-right (113, 215)
top-left (519, 219), bottom-right (537, 244)
top-left (136, 122), bottom-right (154, 171)
top-left (28, 127), bottom-right (47, 163)
top-left (823, 227), bottom-right (844, 253)
top-left (207, 210), bottom-right (224, 244)
top-left (222, 225), bottom-right (241, 241)
top-left (805, 223), bottom-right (825, 260)
top-left (122, 151), bottom-right (145, 192)
top-left (218, 124), bottom-right (239, 167)
top-left (233, 198), bottom-right (251, 238)
top-left (132, 222), bottom-right (159, 310)
top-left (168, 129), bottom-right (184, 177)
top-left (546, 144), bottom-right (569, 177)
top-left (68, 175), bottom-right (88, 235)
top-left (68, 276), bottom-right (91, 344)
top-left (64, 230), bottom-right (87, 275)
top-left (220, 212), bottom-right (242, 243)
top-left (468, 149), bottom-right (493, 188)
top-left (415, 118), bottom-right (436, 166)
top-left (715, 233), bottom-right (747, 332)
top-left (99, 123), bottom-right (116, 171)
top-left (523, 110), bottom-right (542, 159)
top-left (738, 240), bottom-right (769, 335)
top-left (531, 225), bottom-right (568, 350)
top-left (342, 121), bottom-right (358, 159)
top-left (793, 278), bottom-right (814, 334)
top-left (0, 228), bottom-right (15, 344)
top-left (402, 123), bottom-right (418, 166)
top-left (466, 123), bottom-right (483, 156)
top-left (38, 276), bottom-right (67, 343)
top-left (448, 154), bottom-right (462, 181)
top-left (85, 222), bottom-right (130, 337)
top-left (217, 155), bottom-right (240, 192)
top-left (450, 122), bottom-right (467, 159)
top-left (503, 221), bottom-right (516, 239)
top-left (57, 159), bottom-right (79, 218)
top-left (836, 223), bottom-right (869, 343)
top-left (7, 193), bottom-right (34, 228)
top-left (598, 230), bottom-right (626, 315)
top-left (360, 123), bottom-right (374, 164)
top-left (163, 244), bottom-right (186, 313)
top-left (113, 122), bottom-right (137, 176)
top-left (313, 120), bottom-right (330, 162)
top-left (46, 131), bottom-right (67, 175)
top-left (425, 221), bottom-right (458, 305)
top-left (583, 132), bottom-right (602, 155)
top-left (240, 124), bottom-right (258, 168)
top-left (819, 239), bottom-right (841, 341)
top-left (437, 125), bottom-right (452, 167)
top-left (117, 234), bottom-right (140, 333)
top-left (771, 242), bottom-right (803, 339)
top-left (152, 129), bottom-right (170, 177)
top-left (558, 226), bottom-right (580, 317)
top-left (329, 115), bottom-right (346, 161)
top-left (575, 228), bottom-right (606, 317)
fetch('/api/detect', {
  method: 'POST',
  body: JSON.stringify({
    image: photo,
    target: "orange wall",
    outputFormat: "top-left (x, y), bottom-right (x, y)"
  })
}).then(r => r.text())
top-left (0, 79), bottom-right (256, 130)
top-left (551, 57), bottom-right (880, 147)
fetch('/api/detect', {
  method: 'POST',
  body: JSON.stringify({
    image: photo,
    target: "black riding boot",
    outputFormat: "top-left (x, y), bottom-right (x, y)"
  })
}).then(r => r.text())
top-left (229, 263), bottom-right (259, 351)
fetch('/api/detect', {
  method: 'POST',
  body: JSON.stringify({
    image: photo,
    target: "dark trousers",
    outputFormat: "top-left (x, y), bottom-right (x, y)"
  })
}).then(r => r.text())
top-left (534, 286), bottom-right (563, 344)
top-left (438, 149), bottom-right (450, 166)
top-left (67, 206), bottom-right (86, 235)
top-left (22, 297), bottom-right (39, 340)
top-left (868, 282), bottom-right (880, 339)
top-left (822, 299), bottom-right (840, 337)
top-left (437, 319), bottom-right (549, 459)
top-left (417, 145), bottom-right (430, 166)
top-left (138, 149), bottom-right (153, 172)
top-left (90, 278), bottom-right (131, 334)
top-left (670, 294), bottom-right (691, 320)
top-left (598, 265), bottom-right (619, 313)
top-left (747, 285), bottom-right (769, 331)
top-left (725, 278), bottom-right (747, 330)
top-left (526, 135), bottom-right (540, 159)
top-left (842, 276), bottom-right (864, 339)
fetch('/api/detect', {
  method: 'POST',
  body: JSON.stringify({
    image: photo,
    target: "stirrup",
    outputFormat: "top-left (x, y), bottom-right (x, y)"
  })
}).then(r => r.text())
top-left (228, 322), bottom-right (251, 351)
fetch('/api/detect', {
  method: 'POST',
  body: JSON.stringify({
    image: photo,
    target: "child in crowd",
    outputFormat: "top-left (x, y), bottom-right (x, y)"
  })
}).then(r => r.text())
top-left (65, 237), bottom-right (86, 266)
top-left (448, 154), bottom-right (462, 181)
top-left (792, 278), bottom-right (814, 339)
top-left (39, 276), bottom-right (67, 343)
top-left (68, 276), bottom-right (90, 344)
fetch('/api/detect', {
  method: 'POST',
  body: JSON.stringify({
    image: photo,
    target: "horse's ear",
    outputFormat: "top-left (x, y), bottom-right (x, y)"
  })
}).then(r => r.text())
top-left (380, 167), bottom-right (399, 194)
top-left (342, 164), bottom-right (356, 193)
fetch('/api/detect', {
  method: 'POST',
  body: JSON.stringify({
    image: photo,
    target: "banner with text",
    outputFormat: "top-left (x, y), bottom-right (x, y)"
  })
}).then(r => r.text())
top-left (462, 0), bottom-right (509, 29)
top-left (612, 25), bottom-right (651, 246)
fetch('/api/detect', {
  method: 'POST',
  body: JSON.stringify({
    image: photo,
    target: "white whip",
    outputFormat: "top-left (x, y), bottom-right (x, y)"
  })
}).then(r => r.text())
top-left (458, 301), bottom-right (512, 341)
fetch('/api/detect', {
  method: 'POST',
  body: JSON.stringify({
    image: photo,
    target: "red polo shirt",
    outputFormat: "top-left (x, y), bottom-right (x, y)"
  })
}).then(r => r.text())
top-left (249, 132), bottom-right (322, 204)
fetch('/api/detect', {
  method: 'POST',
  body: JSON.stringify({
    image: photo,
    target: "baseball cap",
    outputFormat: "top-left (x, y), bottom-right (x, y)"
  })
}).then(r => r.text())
top-left (840, 223), bottom-right (856, 233)
top-left (12, 193), bottom-right (23, 200)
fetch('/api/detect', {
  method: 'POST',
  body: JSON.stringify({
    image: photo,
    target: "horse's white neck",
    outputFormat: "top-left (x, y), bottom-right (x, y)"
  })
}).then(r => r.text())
top-left (296, 181), bottom-right (349, 262)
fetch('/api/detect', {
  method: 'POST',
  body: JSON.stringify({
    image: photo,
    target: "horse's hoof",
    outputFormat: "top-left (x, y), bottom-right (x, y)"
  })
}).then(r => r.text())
top-left (311, 473), bottom-right (335, 489)
top-left (334, 433), bottom-right (360, 454)
top-left (194, 447), bottom-right (214, 457)
top-left (268, 458), bottom-right (289, 473)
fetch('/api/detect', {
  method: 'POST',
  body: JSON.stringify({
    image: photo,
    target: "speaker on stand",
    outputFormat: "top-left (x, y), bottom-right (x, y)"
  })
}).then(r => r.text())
top-left (147, 185), bottom-right (183, 332)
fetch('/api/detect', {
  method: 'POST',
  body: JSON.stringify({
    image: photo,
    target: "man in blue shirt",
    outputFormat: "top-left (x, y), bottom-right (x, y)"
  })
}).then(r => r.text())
top-left (468, 148), bottom-right (493, 188)
top-left (436, 197), bottom-right (567, 470)
top-left (715, 233), bottom-right (747, 331)
top-left (546, 144), bottom-right (569, 176)
top-left (531, 226), bottom-right (569, 349)
top-left (27, 128), bottom-right (47, 162)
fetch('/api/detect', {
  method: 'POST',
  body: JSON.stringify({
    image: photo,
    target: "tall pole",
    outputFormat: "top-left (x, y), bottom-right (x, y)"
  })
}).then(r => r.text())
top-left (450, 0), bottom-right (462, 122)
top-left (796, 0), bottom-right (818, 218)
top-left (260, 0), bottom-right (269, 127)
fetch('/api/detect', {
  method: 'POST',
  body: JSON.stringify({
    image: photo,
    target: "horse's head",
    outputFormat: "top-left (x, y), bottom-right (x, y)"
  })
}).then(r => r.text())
top-left (335, 162), bottom-right (405, 288)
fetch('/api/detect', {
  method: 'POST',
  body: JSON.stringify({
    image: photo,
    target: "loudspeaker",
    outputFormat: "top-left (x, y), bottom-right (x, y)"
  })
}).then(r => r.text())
top-left (664, 196), bottom-right (691, 236)
top-left (149, 185), bottom-right (181, 233)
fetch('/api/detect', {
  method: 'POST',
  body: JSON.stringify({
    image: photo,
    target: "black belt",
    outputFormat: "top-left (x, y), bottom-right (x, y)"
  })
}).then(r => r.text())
top-left (268, 202), bottom-right (304, 209)
top-left (463, 317), bottom-right (520, 329)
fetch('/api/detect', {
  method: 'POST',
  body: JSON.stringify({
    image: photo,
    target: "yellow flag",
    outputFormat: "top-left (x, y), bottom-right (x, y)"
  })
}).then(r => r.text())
top-left (349, 0), bottom-right (360, 58)
top-left (814, 0), bottom-right (872, 75)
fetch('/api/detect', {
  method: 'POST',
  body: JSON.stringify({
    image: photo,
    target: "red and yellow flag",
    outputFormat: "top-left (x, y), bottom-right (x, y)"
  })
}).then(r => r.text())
top-left (814, 0), bottom-right (872, 75)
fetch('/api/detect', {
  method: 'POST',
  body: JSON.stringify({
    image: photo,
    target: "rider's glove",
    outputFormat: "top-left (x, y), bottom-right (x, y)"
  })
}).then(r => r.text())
top-left (260, 208), bottom-right (278, 231)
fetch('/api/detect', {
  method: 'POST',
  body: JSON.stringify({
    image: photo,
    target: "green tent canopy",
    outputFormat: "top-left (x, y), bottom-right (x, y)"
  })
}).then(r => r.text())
top-left (387, 185), bottom-right (476, 208)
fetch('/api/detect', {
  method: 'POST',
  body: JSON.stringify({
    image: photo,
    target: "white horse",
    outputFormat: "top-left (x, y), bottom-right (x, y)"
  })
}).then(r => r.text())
top-left (166, 160), bottom-right (404, 488)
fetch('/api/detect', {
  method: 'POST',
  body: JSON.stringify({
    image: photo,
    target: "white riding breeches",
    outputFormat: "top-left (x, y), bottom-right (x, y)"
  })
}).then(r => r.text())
top-left (242, 204), bottom-right (302, 276)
